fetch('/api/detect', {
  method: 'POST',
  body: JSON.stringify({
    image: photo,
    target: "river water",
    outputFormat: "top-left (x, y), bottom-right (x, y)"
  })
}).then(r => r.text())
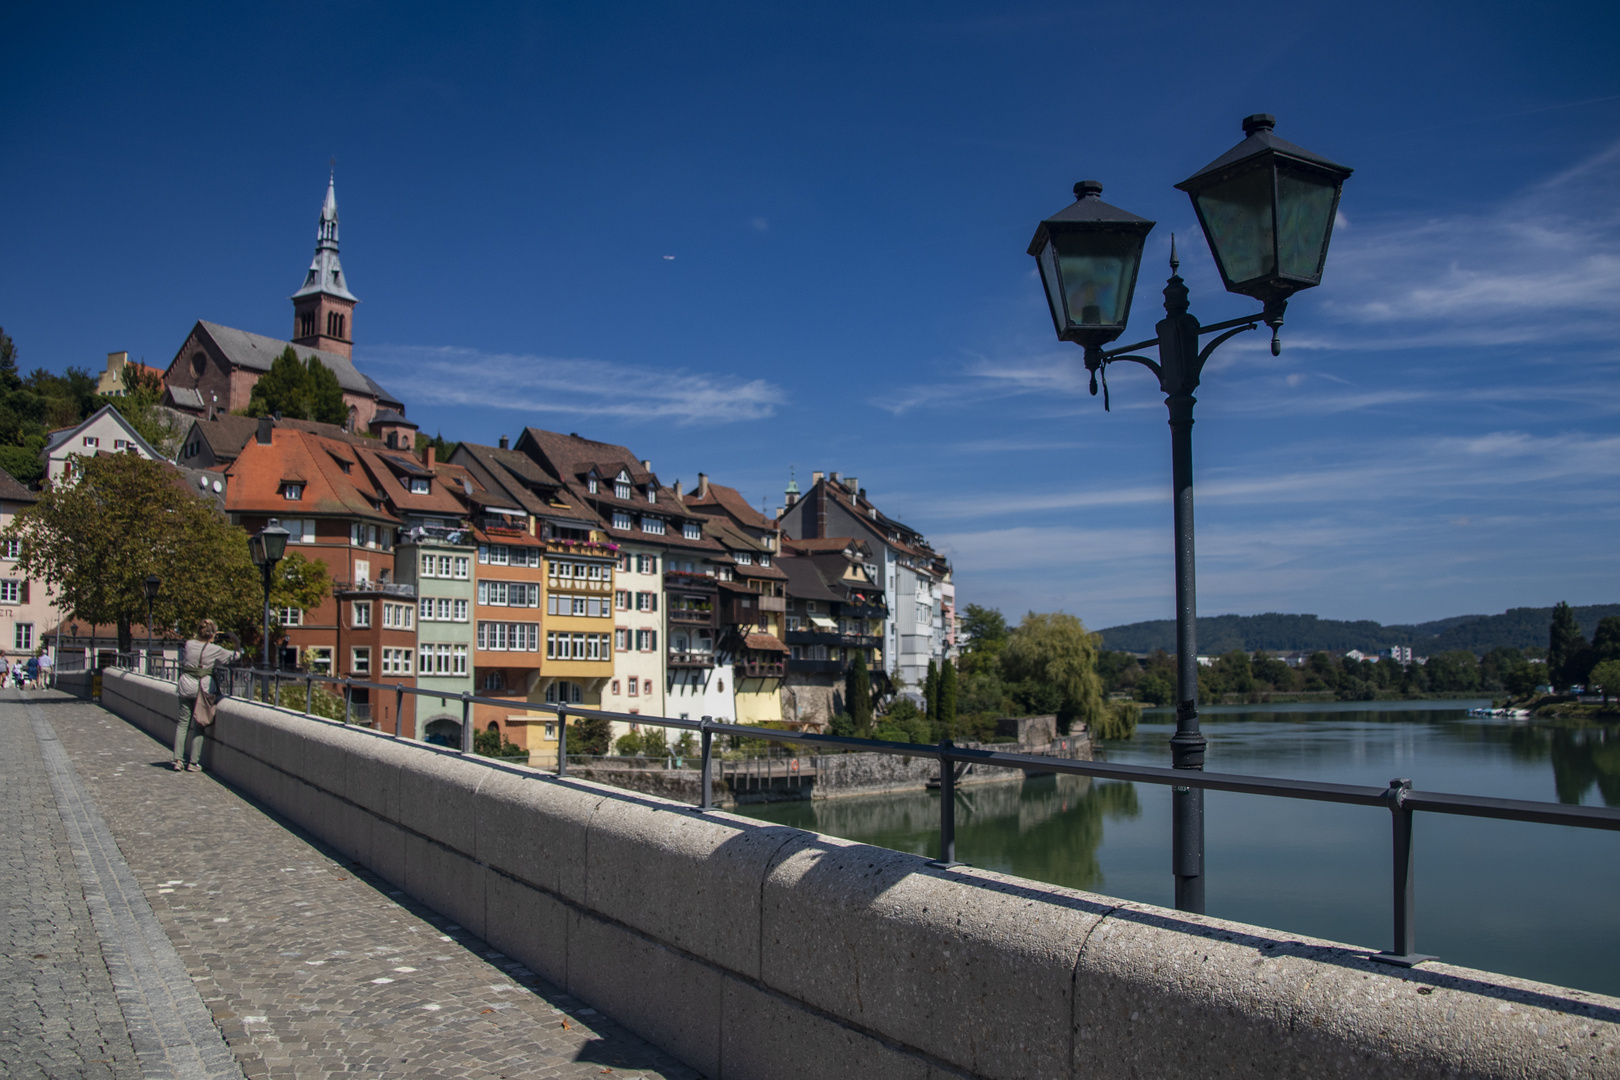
top-left (735, 701), bottom-right (1620, 997)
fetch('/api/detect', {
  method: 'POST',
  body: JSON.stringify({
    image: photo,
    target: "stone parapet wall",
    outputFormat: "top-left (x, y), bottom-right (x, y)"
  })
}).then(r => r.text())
top-left (97, 670), bottom-right (1620, 1080)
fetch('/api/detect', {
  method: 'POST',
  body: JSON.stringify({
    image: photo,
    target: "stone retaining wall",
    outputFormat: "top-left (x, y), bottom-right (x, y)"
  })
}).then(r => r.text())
top-left (98, 670), bottom-right (1620, 1080)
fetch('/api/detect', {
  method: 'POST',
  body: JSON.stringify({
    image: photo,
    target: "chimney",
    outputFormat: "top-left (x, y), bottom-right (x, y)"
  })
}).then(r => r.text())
top-left (830, 471), bottom-right (841, 485)
top-left (811, 470), bottom-right (824, 484)
top-left (425, 445), bottom-right (436, 468)
top-left (642, 459), bottom-right (652, 472)
top-left (256, 416), bottom-right (273, 445)
top-left (697, 473), bottom-right (709, 498)
top-left (672, 479), bottom-right (684, 498)
top-left (498, 435), bottom-right (509, 450)
top-left (846, 476), bottom-right (858, 494)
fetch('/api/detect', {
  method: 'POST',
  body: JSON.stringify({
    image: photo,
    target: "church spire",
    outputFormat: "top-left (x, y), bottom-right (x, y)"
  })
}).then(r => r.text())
top-left (291, 172), bottom-right (358, 359)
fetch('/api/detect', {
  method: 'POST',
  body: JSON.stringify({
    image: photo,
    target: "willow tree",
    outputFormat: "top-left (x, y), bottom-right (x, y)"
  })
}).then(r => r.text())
top-left (4, 452), bottom-right (322, 652)
top-left (1000, 612), bottom-right (1105, 735)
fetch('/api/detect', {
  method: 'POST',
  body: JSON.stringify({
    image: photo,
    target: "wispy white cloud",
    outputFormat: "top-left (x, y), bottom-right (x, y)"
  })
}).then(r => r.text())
top-left (361, 346), bottom-right (785, 425)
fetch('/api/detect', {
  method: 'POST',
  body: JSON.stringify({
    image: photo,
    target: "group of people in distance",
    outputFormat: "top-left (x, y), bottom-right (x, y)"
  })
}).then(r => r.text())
top-left (0, 650), bottom-right (50, 690)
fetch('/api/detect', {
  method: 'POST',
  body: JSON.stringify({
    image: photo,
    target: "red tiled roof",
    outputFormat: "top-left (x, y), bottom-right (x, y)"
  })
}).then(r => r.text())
top-left (743, 633), bottom-right (789, 653)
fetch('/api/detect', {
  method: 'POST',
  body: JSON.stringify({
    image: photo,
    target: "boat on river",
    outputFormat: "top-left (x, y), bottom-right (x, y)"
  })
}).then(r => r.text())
top-left (1467, 707), bottom-right (1532, 719)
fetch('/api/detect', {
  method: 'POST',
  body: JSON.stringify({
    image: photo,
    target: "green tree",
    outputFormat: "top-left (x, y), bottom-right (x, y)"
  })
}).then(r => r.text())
top-left (1591, 617), bottom-right (1620, 665)
top-left (0, 327), bottom-right (21, 394)
top-left (845, 651), bottom-right (873, 735)
top-left (475, 725), bottom-right (525, 758)
top-left (937, 659), bottom-right (957, 737)
top-left (96, 368), bottom-right (179, 456)
top-left (959, 604), bottom-right (1008, 654)
top-left (1589, 659), bottom-right (1620, 703)
top-left (1549, 601), bottom-right (1588, 691)
top-left (269, 552), bottom-right (331, 636)
top-left (924, 659), bottom-right (939, 724)
top-left (3, 453), bottom-right (261, 651)
top-left (1136, 672), bottom-right (1173, 706)
top-left (569, 713), bottom-right (613, 755)
top-left (247, 346), bottom-right (348, 426)
top-left (999, 612), bottom-right (1105, 735)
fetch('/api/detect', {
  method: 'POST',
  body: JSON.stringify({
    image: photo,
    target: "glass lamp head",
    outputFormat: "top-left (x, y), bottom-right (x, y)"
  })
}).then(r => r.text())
top-left (1176, 114), bottom-right (1352, 306)
top-left (143, 574), bottom-right (160, 602)
top-left (1028, 181), bottom-right (1155, 348)
top-left (256, 519), bottom-right (290, 565)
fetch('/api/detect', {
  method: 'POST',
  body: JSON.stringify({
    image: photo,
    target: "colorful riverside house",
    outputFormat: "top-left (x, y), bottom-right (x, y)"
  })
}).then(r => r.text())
top-left (778, 537), bottom-right (889, 730)
top-left (223, 419), bottom-right (416, 733)
top-left (684, 475), bottom-right (789, 726)
top-left (448, 437), bottom-right (604, 765)
top-left (538, 531), bottom-right (618, 723)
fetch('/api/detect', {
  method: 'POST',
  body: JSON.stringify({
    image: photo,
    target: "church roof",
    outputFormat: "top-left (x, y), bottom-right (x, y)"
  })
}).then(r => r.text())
top-left (291, 174), bottom-right (358, 303)
top-left (191, 321), bottom-right (402, 407)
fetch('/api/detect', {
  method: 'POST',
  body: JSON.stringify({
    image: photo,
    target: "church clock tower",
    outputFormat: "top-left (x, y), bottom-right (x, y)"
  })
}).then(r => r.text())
top-left (291, 173), bottom-right (359, 360)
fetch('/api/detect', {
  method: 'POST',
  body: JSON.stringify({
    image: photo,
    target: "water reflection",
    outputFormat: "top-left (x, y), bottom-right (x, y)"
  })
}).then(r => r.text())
top-left (747, 773), bottom-right (1140, 892)
top-left (1487, 723), bottom-right (1620, 807)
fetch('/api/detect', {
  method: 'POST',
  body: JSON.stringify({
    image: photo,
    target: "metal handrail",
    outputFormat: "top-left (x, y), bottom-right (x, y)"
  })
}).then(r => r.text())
top-left (114, 659), bottom-right (1620, 968)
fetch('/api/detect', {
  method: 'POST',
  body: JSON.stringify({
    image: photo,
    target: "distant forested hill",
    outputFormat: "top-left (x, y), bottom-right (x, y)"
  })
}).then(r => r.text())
top-left (1097, 604), bottom-right (1620, 655)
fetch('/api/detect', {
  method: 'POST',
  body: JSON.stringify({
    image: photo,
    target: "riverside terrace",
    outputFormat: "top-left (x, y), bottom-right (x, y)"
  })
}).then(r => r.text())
top-left (38, 664), bottom-right (1620, 1079)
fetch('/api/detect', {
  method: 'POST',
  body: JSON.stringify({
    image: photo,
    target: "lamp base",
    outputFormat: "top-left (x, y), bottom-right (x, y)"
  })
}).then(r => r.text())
top-left (1369, 951), bottom-right (1438, 968)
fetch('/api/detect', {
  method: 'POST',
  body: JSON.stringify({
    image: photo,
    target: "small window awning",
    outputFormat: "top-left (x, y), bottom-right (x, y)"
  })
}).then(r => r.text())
top-left (744, 633), bottom-right (789, 653)
top-left (809, 615), bottom-right (837, 630)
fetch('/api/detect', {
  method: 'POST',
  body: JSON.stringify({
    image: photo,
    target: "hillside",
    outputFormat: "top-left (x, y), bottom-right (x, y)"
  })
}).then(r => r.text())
top-left (1097, 604), bottom-right (1620, 656)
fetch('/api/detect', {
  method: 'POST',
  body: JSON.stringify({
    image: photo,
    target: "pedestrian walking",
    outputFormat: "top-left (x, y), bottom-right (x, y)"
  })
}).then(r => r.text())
top-left (36, 650), bottom-right (53, 689)
top-left (174, 619), bottom-right (240, 773)
top-left (24, 654), bottom-right (38, 691)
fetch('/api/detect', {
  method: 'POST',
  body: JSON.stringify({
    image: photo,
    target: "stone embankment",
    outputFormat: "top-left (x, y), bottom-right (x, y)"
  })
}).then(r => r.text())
top-left (93, 669), bottom-right (1620, 1080)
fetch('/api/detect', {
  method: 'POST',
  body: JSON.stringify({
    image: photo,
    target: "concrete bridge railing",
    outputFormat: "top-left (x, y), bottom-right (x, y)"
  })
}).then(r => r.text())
top-left (96, 669), bottom-right (1620, 1079)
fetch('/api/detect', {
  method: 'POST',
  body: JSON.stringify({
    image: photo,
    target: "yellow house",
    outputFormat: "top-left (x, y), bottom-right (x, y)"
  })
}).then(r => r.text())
top-left (533, 534), bottom-right (618, 734)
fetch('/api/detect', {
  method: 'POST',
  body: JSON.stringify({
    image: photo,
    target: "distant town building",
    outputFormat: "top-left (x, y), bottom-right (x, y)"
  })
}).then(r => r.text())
top-left (95, 351), bottom-right (163, 397)
top-left (41, 404), bottom-right (164, 484)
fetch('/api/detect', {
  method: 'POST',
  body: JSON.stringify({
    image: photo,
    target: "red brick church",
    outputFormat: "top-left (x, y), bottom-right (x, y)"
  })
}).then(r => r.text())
top-left (161, 175), bottom-right (404, 431)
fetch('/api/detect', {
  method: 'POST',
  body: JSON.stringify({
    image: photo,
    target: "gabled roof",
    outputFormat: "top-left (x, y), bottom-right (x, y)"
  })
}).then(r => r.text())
top-left (179, 414), bottom-right (366, 466)
top-left (224, 428), bottom-right (396, 522)
top-left (452, 441), bottom-right (599, 527)
top-left (779, 556), bottom-right (840, 603)
top-left (43, 404), bottom-right (164, 461)
top-left (0, 468), bottom-right (37, 503)
top-left (163, 386), bottom-right (206, 411)
top-left (685, 481), bottom-right (774, 531)
top-left (514, 427), bottom-right (654, 487)
top-left (181, 321), bottom-right (401, 406)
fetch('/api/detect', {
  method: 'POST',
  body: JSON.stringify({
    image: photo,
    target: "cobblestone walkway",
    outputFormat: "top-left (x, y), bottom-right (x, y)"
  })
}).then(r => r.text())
top-left (6, 691), bottom-right (705, 1080)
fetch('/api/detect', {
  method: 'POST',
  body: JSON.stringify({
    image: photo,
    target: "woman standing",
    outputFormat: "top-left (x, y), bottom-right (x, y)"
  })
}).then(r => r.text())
top-left (174, 619), bottom-right (240, 772)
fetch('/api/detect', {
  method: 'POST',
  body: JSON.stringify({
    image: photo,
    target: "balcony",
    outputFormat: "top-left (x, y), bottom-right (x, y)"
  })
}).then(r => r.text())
top-left (758, 595), bottom-right (786, 613)
top-left (544, 537), bottom-right (619, 558)
top-left (788, 658), bottom-right (848, 675)
top-left (842, 603), bottom-right (887, 620)
top-left (669, 608), bottom-right (718, 627)
top-left (334, 580), bottom-right (416, 598)
top-left (786, 630), bottom-right (881, 649)
top-left (739, 659), bottom-right (786, 679)
top-left (667, 651), bottom-right (716, 669)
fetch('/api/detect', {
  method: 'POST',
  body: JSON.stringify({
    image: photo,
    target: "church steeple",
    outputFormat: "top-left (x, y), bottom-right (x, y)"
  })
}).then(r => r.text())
top-left (291, 172), bottom-right (359, 360)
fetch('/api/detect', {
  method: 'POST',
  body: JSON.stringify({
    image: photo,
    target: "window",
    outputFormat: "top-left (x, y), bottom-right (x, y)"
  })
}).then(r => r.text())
top-left (611, 679), bottom-right (621, 695)
top-left (0, 538), bottom-right (19, 559)
top-left (634, 553), bottom-right (652, 574)
top-left (614, 590), bottom-right (629, 610)
top-left (409, 477), bottom-right (430, 495)
top-left (787, 615), bottom-right (802, 631)
top-left (479, 581), bottom-right (539, 607)
top-left (351, 522), bottom-right (381, 548)
top-left (612, 512), bottom-right (632, 530)
top-left (83, 436), bottom-right (100, 448)
top-left (281, 519), bottom-right (316, 544)
top-left (277, 607), bottom-right (303, 626)
top-left (478, 622), bottom-right (540, 651)
top-left (14, 623), bottom-right (32, 650)
top-left (454, 599), bottom-right (468, 621)
top-left (636, 592), bottom-right (657, 612)
top-left (308, 647), bottom-right (332, 675)
top-left (0, 580), bottom-right (19, 603)
top-left (642, 679), bottom-right (653, 696)
top-left (759, 554), bottom-right (771, 567)
top-left (588, 478), bottom-right (598, 494)
top-left (544, 681), bottom-right (583, 705)
top-left (453, 557), bottom-right (469, 579)
top-left (735, 552), bottom-right (752, 565)
top-left (617, 552), bottom-right (631, 572)
top-left (351, 647), bottom-right (371, 675)
top-left (647, 487), bottom-right (657, 504)
top-left (382, 602), bottom-right (414, 629)
top-left (614, 481), bottom-right (632, 500)
top-left (683, 523), bottom-right (701, 541)
top-left (381, 648), bottom-right (414, 675)
top-left (544, 631), bottom-right (608, 660)
top-left (806, 601), bottom-right (820, 613)
top-left (482, 671), bottom-right (505, 691)
top-left (641, 517), bottom-right (665, 535)
top-left (615, 628), bottom-right (630, 651)
top-left (636, 629), bottom-right (657, 652)
top-left (282, 483), bottom-right (304, 500)
top-left (489, 545), bottom-right (509, 565)
top-left (352, 601), bottom-right (372, 628)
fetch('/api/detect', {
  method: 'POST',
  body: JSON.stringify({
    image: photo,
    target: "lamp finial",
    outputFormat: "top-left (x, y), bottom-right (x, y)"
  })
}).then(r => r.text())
top-left (1169, 233), bottom-right (1179, 273)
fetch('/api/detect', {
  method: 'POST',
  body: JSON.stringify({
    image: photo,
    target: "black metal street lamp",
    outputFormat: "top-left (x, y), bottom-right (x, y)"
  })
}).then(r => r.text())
top-left (249, 519), bottom-right (290, 668)
top-left (143, 574), bottom-right (160, 675)
top-left (1030, 114), bottom-right (1351, 914)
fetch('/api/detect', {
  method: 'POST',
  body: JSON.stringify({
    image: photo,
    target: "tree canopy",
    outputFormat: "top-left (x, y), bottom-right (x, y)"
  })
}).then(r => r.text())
top-left (1000, 612), bottom-right (1106, 735)
top-left (3, 452), bottom-right (325, 652)
top-left (246, 346), bottom-right (348, 426)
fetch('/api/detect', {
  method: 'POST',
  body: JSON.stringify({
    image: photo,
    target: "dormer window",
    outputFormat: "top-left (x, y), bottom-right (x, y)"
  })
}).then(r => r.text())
top-left (683, 523), bottom-right (701, 541)
top-left (734, 552), bottom-right (753, 565)
top-left (647, 487), bottom-right (656, 504)
top-left (615, 482), bottom-right (632, 500)
top-left (641, 516), bottom-right (665, 535)
top-left (759, 554), bottom-right (771, 567)
top-left (409, 477), bottom-right (430, 495)
top-left (588, 478), bottom-right (598, 493)
top-left (282, 483), bottom-right (304, 501)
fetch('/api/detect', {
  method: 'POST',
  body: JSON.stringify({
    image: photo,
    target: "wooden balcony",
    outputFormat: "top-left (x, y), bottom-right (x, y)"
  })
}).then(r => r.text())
top-left (739, 659), bottom-right (786, 679)
top-left (667, 651), bottom-right (716, 669)
top-left (669, 608), bottom-right (718, 627)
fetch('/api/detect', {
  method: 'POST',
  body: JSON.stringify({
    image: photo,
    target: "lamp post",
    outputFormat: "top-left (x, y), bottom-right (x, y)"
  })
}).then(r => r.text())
top-left (248, 519), bottom-right (290, 668)
top-left (1030, 114), bottom-right (1351, 914)
top-left (143, 575), bottom-right (160, 674)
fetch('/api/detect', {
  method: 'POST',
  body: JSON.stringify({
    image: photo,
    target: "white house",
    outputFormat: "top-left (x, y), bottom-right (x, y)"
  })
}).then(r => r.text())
top-left (41, 405), bottom-right (163, 485)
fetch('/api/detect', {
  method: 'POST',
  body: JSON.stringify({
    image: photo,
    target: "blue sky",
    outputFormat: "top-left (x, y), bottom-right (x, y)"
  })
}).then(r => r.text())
top-left (4, 1), bottom-right (1617, 629)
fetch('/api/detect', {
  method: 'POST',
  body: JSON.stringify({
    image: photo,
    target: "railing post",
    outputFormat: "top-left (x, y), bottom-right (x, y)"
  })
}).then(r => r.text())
top-left (929, 739), bottom-right (962, 868)
top-left (699, 717), bottom-right (714, 811)
top-left (460, 693), bottom-right (473, 754)
top-left (395, 684), bottom-right (405, 737)
top-left (342, 677), bottom-right (351, 725)
top-left (1372, 778), bottom-right (1435, 967)
top-left (305, 675), bottom-right (313, 716)
top-left (556, 708), bottom-right (568, 777)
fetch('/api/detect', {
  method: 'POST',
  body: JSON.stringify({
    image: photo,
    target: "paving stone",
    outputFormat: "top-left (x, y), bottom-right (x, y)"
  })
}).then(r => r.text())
top-left (28, 691), bottom-right (704, 1080)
